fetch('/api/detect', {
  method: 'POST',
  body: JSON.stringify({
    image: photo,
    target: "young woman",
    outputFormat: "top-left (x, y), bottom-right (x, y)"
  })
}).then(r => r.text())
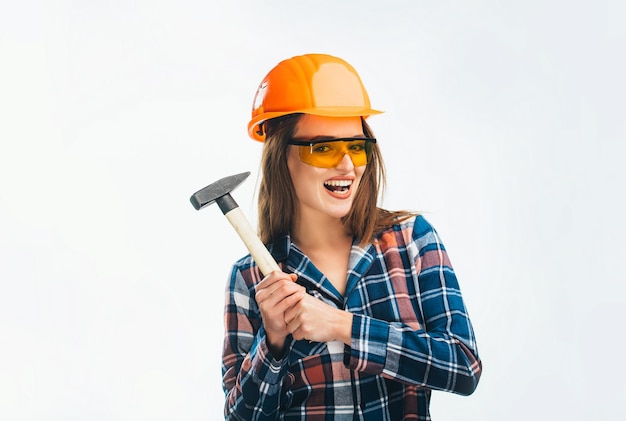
top-left (222, 53), bottom-right (482, 420)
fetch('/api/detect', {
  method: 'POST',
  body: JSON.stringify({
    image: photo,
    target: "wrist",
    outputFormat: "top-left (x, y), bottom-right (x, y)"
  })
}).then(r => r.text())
top-left (266, 331), bottom-right (287, 359)
top-left (334, 309), bottom-right (354, 345)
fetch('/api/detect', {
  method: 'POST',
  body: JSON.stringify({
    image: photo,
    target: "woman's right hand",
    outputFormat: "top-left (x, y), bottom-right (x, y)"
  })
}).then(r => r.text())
top-left (254, 271), bottom-right (305, 358)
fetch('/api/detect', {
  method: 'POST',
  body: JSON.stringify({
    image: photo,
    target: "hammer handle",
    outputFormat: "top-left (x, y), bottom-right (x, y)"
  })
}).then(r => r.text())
top-left (223, 207), bottom-right (281, 276)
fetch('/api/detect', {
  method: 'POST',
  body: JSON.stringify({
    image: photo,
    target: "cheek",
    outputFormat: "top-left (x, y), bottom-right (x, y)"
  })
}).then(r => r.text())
top-left (287, 147), bottom-right (326, 180)
top-left (354, 165), bottom-right (366, 185)
top-left (287, 148), bottom-right (304, 183)
top-left (287, 147), bottom-right (300, 174)
top-left (286, 146), bottom-right (304, 171)
top-left (287, 150), bottom-right (313, 194)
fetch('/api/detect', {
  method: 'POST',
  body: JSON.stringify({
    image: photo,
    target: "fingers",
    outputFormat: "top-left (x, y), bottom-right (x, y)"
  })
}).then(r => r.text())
top-left (284, 295), bottom-right (310, 339)
top-left (255, 271), bottom-right (305, 336)
top-left (286, 310), bottom-right (311, 342)
top-left (256, 276), bottom-right (302, 308)
top-left (284, 294), bottom-right (346, 343)
top-left (255, 271), bottom-right (343, 344)
top-left (283, 300), bottom-right (300, 326)
top-left (256, 271), bottom-right (297, 291)
top-left (262, 287), bottom-right (305, 314)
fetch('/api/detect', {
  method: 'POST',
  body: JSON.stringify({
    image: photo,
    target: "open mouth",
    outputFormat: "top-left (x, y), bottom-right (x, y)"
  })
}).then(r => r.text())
top-left (324, 179), bottom-right (352, 195)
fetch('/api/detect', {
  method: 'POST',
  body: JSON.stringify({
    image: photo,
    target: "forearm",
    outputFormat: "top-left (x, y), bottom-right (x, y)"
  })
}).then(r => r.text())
top-left (224, 263), bottom-right (298, 418)
top-left (223, 330), bottom-right (289, 420)
top-left (345, 314), bottom-right (481, 395)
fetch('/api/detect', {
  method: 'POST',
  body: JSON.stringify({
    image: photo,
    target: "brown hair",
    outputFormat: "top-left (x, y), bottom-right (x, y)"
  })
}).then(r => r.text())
top-left (257, 114), bottom-right (415, 246)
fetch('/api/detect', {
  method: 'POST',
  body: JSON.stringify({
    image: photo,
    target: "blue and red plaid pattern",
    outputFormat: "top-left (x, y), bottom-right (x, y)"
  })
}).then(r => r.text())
top-left (222, 215), bottom-right (481, 420)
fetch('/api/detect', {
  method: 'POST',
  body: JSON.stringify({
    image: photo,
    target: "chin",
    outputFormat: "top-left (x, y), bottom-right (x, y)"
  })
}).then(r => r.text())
top-left (324, 203), bottom-right (354, 220)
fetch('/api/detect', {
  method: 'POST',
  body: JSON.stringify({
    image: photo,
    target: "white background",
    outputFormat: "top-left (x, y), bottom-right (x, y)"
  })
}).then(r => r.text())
top-left (1, 1), bottom-right (625, 419)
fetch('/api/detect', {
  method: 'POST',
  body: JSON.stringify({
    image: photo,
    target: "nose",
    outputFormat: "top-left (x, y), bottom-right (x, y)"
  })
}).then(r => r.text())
top-left (335, 152), bottom-right (355, 171)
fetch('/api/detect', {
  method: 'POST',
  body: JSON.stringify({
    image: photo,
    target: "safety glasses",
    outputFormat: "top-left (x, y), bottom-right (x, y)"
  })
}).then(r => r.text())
top-left (287, 137), bottom-right (377, 168)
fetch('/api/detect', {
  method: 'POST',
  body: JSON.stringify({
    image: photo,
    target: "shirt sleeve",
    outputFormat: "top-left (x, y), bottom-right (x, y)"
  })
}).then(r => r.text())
top-left (344, 217), bottom-right (482, 395)
top-left (222, 264), bottom-right (290, 420)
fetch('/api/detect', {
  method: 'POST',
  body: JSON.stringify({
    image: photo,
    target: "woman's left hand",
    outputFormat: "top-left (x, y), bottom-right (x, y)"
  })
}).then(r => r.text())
top-left (283, 293), bottom-right (353, 345)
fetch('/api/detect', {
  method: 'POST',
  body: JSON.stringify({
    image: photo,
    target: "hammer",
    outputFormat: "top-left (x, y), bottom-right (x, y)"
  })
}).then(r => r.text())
top-left (189, 171), bottom-right (280, 276)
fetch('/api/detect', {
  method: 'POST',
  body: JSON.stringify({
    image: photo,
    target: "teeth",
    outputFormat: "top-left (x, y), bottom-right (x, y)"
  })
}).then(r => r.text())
top-left (324, 180), bottom-right (352, 187)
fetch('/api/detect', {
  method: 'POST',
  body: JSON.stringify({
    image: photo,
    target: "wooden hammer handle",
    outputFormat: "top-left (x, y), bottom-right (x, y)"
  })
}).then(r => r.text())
top-left (223, 207), bottom-right (280, 276)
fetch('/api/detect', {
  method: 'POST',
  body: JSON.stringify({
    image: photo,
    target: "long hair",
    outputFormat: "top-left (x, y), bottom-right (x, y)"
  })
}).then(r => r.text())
top-left (257, 114), bottom-right (415, 246)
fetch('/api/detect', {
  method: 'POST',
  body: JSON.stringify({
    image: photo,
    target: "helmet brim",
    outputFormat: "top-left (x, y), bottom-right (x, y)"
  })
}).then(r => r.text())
top-left (248, 107), bottom-right (383, 142)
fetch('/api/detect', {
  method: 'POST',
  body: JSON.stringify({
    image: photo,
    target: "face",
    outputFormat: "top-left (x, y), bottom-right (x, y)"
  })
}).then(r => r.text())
top-left (287, 114), bottom-right (367, 222)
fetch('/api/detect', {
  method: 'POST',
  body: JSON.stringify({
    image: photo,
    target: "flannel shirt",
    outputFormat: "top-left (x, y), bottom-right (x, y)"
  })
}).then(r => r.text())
top-left (222, 215), bottom-right (481, 420)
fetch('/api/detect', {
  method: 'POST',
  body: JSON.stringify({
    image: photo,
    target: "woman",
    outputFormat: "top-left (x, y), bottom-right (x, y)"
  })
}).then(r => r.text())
top-left (222, 53), bottom-right (481, 420)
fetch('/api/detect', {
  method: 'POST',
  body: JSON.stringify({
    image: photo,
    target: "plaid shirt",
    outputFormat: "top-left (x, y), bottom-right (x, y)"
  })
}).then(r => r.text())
top-left (222, 215), bottom-right (481, 420)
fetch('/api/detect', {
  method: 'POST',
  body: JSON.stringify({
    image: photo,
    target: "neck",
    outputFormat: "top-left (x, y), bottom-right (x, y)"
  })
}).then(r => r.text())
top-left (291, 211), bottom-right (352, 252)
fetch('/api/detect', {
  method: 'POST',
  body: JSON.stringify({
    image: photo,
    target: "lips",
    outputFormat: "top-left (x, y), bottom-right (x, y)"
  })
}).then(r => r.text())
top-left (324, 179), bottom-right (352, 195)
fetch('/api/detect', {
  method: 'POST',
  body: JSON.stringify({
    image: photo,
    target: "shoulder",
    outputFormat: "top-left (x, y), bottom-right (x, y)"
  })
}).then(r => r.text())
top-left (374, 214), bottom-right (447, 256)
top-left (376, 214), bottom-right (437, 241)
top-left (411, 214), bottom-right (441, 241)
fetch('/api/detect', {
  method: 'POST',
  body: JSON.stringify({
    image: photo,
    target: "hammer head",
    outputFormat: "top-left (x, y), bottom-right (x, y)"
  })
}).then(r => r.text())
top-left (190, 171), bottom-right (251, 211)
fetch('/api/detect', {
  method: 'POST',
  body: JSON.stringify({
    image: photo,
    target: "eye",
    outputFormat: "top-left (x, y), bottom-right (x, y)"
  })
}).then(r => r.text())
top-left (348, 142), bottom-right (366, 153)
top-left (312, 143), bottom-right (333, 153)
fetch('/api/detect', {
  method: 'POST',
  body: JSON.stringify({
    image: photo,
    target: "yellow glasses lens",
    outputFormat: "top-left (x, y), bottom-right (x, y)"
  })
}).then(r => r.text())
top-left (290, 138), bottom-right (376, 168)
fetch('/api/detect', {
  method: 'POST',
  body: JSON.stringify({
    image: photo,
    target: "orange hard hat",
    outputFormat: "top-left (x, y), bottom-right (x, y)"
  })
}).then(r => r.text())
top-left (247, 53), bottom-right (383, 142)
